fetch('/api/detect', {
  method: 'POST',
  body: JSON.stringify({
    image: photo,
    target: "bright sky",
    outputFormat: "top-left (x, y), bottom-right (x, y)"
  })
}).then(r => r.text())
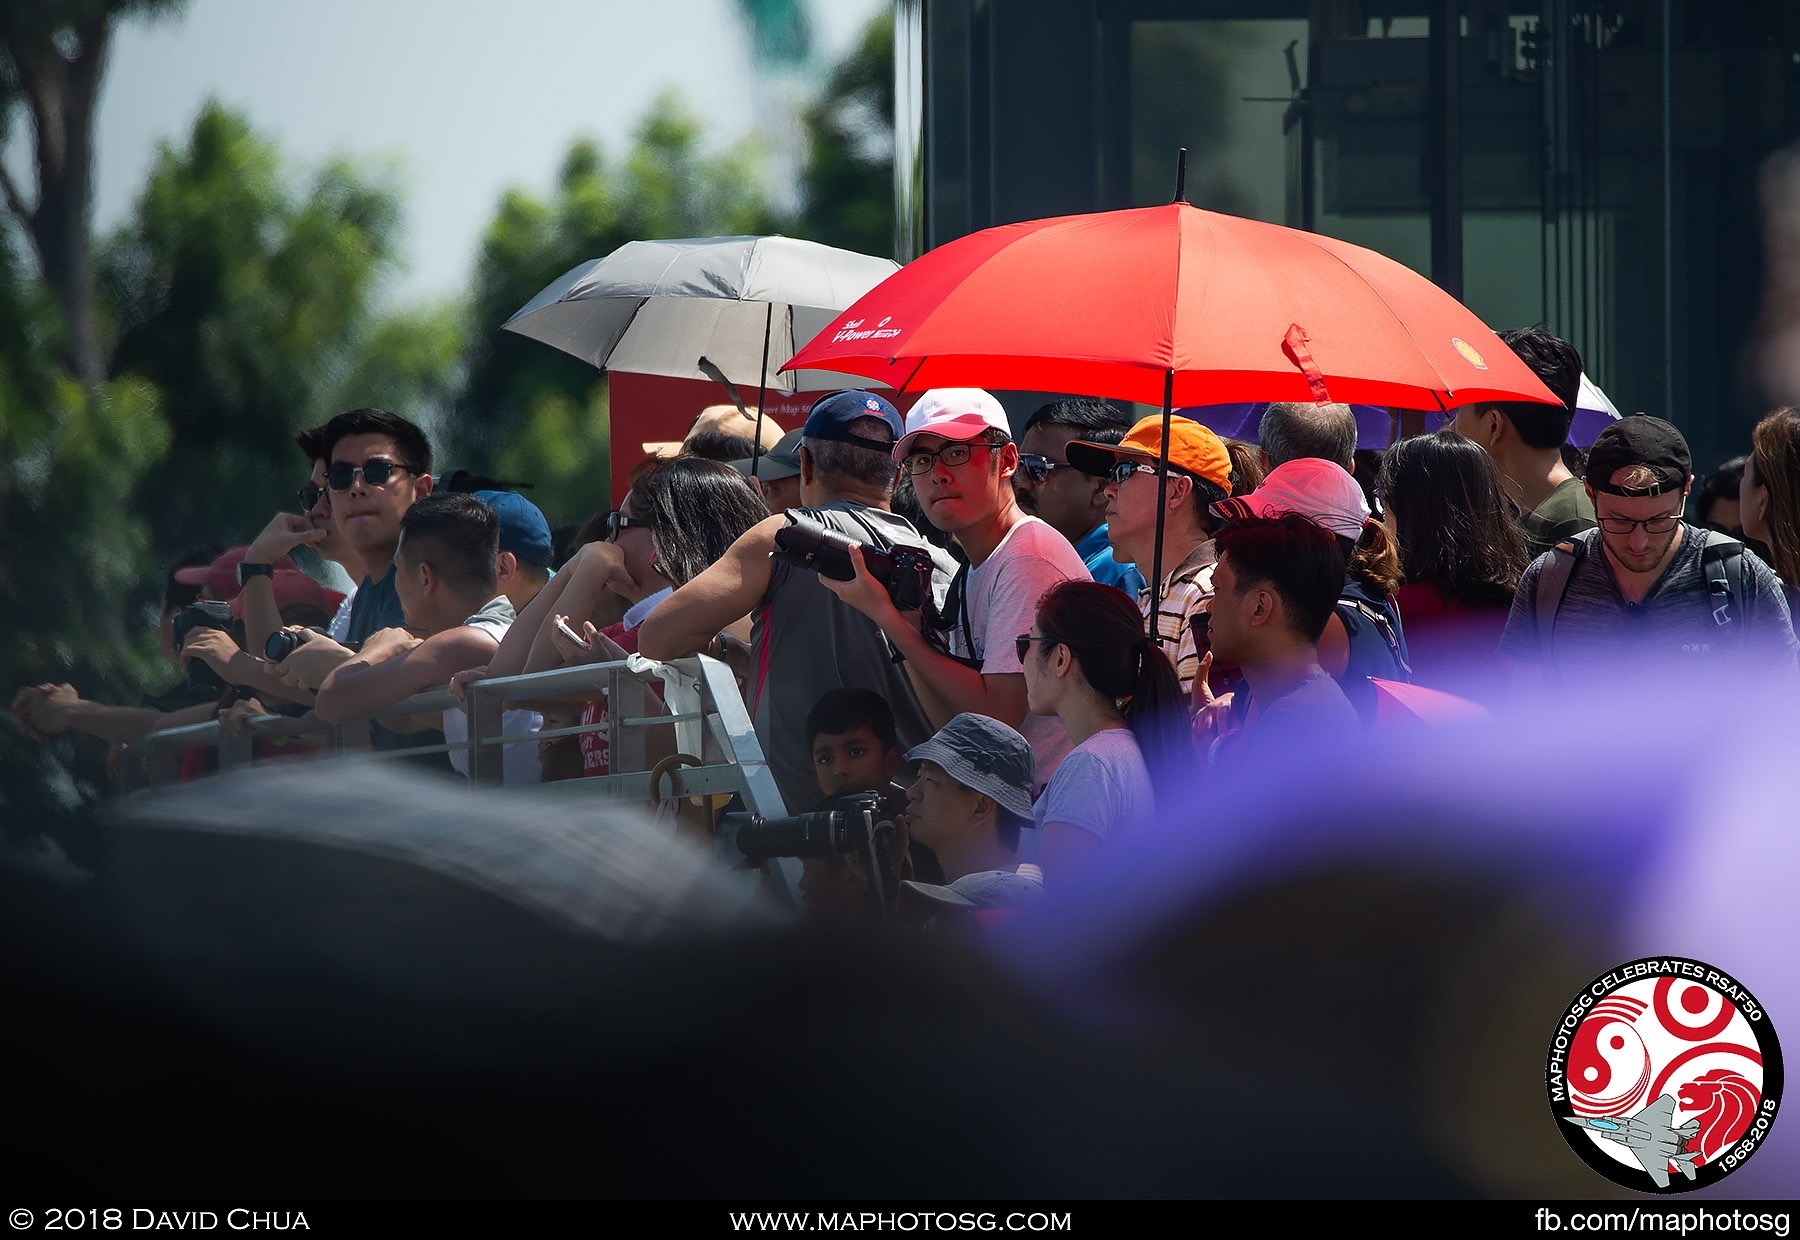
top-left (47, 0), bottom-right (882, 304)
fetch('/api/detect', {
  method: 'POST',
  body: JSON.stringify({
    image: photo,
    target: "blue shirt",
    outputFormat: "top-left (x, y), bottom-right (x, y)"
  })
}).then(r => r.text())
top-left (1076, 523), bottom-right (1144, 596)
top-left (344, 561), bottom-right (448, 763)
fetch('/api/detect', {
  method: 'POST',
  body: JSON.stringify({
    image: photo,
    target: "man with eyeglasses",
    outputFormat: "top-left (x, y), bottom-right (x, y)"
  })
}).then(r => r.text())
top-left (637, 390), bottom-right (956, 814)
top-left (1062, 415), bottom-right (1236, 696)
top-left (821, 389), bottom-right (1090, 788)
top-left (1015, 398), bottom-right (1143, 595)
top-left (1498, 415), bottom-right (1796, 680)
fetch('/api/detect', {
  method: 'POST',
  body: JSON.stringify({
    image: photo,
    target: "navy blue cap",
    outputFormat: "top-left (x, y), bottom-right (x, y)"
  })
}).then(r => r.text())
top-left (802, 389), bottom-right (902, 453)
top-left (474, 490), bottom-right (553, 567)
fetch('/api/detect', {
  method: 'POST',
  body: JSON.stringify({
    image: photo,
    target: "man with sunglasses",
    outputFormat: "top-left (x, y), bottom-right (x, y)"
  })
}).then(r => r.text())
top-left (637, 390), bottom-right (956, 814)
top-left (1064, 415), bottom-right (1235, 696)
top-left (821, 389), bottom-right (1090, 789)
top-left (1498, 415), bottom-right (1796, 681)
top-left (1015, 398), bottom-right (1143, 595)
top-left (270, 410), bottom-right (437, 756)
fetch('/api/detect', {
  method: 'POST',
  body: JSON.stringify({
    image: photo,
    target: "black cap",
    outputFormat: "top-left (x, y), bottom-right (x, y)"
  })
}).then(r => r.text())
top-left (1584, 415), bottom-right (1692, 497)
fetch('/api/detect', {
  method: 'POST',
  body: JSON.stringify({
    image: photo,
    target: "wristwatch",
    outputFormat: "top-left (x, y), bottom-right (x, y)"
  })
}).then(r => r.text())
top-left (236, 561), bottom-right (275, 585)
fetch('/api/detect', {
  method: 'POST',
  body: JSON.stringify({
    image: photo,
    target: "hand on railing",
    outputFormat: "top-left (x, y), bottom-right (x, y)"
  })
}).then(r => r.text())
top-left (447, 665), bottom-right (488, 704)
top-left (10, 683), bottom-right (79, 742)
top-left (220, 697), bottom-right (274, 739)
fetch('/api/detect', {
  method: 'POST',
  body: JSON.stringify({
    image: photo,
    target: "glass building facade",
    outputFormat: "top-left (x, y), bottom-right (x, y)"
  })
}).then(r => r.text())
top-left (898, 0), bottom-right (1800, 469)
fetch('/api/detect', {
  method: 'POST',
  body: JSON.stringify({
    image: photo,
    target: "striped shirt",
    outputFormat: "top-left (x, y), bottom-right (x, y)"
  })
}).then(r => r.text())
top-left (1140, 539), bottom-right (1217, 695)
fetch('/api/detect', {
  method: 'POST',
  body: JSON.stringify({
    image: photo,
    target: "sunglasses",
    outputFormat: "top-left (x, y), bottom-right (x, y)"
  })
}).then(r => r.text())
top-left (605, 510), bottom-right (648, 542)
top-left (327, 459), bottom-right (415, 491)
top-left (1015, 633), bottom-right (1058, 662)
top-left (1106, 460), bottom-right (1160, 485)
top-left (298, 482), bottom-right (325, 511)
top-left (1017, 454), bottom-right (1070, 485)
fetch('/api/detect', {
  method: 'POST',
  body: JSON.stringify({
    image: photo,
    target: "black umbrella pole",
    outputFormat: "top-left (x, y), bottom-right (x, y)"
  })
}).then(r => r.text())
top-left (751, 303), bottom-right (773, 479)
top-left (1147, 370), bottom-right (1174, 643)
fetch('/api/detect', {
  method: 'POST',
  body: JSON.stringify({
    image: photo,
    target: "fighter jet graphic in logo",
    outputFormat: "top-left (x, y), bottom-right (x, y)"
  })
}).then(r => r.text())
top-left (1564, 1094), bottom-right (1702, 1189)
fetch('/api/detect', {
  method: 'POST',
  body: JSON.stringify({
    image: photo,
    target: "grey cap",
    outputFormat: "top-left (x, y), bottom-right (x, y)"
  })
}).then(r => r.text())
top-left (902, 864), bottom-right (1046, 911)
top-left (729, 428), bottom-right (804, 482)
top-left (903, 712), bottom-right (1035, 822)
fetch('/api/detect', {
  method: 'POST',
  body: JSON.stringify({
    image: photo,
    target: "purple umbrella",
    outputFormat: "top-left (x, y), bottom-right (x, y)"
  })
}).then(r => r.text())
top-left (1179, 402), bottom-right (1399, 451)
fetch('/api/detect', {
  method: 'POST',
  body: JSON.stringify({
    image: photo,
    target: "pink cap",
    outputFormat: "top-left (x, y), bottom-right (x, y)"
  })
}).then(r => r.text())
top-left (894, 388), bottom-right (1011, 458)
top-left (1209, 458), bottom-right (1371, 540)
top-left (228, 569), bottom-right (344, 620)
top-left (173, 547), bottom-right (300, 602)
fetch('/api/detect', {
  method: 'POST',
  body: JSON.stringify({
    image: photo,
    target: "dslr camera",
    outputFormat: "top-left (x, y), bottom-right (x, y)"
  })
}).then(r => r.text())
top-left (169, 599), bottom-right (236, 701)
top-left (720, 789), bottom-right (907, 911)
top-left (771, 514), bottom-right (935, 615)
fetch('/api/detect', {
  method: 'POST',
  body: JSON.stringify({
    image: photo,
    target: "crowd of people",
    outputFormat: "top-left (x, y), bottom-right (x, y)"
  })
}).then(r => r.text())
top-left (10, 327), bottom-right (1800, 922)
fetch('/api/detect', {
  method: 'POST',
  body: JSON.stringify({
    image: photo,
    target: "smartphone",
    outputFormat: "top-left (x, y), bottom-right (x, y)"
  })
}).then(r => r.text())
top-left (1188, 610), bottom-right (1241, 697)
top-left (553, 615), bottom-right (592, 651)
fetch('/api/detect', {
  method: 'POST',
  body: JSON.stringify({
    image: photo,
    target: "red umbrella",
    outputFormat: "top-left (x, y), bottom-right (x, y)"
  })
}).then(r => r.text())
top-left (782, 202), bottom-right (1558, 412)
top-left (783, 183), bottom-right (1559, 627)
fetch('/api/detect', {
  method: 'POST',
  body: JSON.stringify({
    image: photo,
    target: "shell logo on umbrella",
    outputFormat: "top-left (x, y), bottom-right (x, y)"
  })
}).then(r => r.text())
top-left (1452, 337), bottom-right (1489, 369)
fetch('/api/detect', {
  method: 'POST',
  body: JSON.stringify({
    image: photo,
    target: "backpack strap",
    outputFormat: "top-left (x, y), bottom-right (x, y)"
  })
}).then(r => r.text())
top-left (1535, 537), bottom-right (1587, 662)
top-left (1699, 530), bottom-right (1745, 643)
top-left (1338, 597), bottom-right (1413, 679)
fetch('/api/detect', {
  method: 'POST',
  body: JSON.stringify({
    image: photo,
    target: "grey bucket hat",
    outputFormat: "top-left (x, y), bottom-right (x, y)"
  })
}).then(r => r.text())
top-left (903, 712), bottom-right (1036, 822)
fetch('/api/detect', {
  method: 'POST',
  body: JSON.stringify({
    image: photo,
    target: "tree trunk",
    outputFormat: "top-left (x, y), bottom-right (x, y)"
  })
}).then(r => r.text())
top-left (3, 14), bottom-right (111, 388)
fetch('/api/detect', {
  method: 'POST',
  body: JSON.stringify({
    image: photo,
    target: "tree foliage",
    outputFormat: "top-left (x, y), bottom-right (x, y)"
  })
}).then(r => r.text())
top-left (98, 101), bottom-right (453, 559)
top-left (794, 13), bottom-right (896, 259)
top-left (0, 0), bottom-right (188, 385)
top-left (452, 91), bottom-right (783, 525)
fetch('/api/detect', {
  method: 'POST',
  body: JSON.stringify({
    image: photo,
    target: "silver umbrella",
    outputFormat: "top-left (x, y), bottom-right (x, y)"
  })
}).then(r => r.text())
top-left (503, 234), bottom-right (900, 472)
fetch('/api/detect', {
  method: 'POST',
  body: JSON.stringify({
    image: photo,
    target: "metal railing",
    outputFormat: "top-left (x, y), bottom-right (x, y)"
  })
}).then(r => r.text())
top-left (117, 654), bottom-right (787, 821)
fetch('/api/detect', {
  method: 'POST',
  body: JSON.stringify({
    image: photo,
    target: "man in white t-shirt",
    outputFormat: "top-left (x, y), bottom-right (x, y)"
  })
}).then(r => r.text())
top-left (824, 389), bottom-right (1090, 787)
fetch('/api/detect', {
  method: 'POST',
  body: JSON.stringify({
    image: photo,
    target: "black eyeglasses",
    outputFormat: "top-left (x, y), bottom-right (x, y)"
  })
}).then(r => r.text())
top-left (1596, 511), bottom-right (1682, 536)
top-left (298, 482), bottom-right (324, 511)
top-left (901, 441), bottom-right (993, 477)
top-left (1017, 454), bottom-right (1070, 485)
top-left (605, 510), bottom-right (648, 542)
top-left (1015, 633), bottom-right (1058, 662)
top-left (1107, 460), bottom-right (1159, 485)
top-left (327, 459), bottom-right (415, 491)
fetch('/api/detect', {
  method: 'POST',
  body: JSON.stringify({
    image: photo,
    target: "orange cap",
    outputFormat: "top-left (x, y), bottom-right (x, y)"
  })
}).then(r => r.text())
top-left (1065, 415), bottom-right (1232, 491)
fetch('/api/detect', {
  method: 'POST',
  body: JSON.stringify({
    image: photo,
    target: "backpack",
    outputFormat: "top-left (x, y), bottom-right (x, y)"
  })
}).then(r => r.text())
top-left (1534, 528), bottom-right (1747, 659)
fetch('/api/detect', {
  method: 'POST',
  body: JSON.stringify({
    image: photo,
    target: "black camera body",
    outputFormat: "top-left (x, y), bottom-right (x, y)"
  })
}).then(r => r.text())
top-left (264, 626), bottom-right (330, 663)
top-left (721, 789), bottom-right (892, 867)
top-left (171, 599), bottom-right (236, 699)
top-left (771, 515), bottom-right (935, 614)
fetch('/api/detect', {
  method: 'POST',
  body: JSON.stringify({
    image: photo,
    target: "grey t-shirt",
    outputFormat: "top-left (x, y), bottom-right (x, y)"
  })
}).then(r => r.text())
top-left (1032, 727), bottom-right (1155, 844)
top-left (1498, 524), bottom-right (1798, 672)
top-left (754, 502), bottom-right (958, 815)
top-left (1516, 476), bottom-right (1597, 560)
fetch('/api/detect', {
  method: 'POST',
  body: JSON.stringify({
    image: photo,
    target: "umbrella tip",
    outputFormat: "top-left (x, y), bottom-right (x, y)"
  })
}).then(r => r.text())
top-left (1173, 149), bottom-right (1189, 205)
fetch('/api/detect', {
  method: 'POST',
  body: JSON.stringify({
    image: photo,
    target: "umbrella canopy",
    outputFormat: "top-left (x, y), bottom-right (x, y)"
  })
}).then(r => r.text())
top-left (504, 234), bottom-right (900, 395)
top-left (1181, 401), bottom-right (1398, 451)
top-left (783, 202), bottom-right (1560, 412)
top-left (1569, 373), bottom-right (1623, 446)
top-left (1428, 371), bottom-right (1624, 446)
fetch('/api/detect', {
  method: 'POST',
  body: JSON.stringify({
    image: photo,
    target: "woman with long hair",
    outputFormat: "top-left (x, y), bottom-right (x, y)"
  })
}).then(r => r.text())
top-left (1376, 430), bottom-right (1530, 696)
top-left (1741, 406), bottom-right (1800, 607)
top-left (1020, 580), bottom-right (1185, 881)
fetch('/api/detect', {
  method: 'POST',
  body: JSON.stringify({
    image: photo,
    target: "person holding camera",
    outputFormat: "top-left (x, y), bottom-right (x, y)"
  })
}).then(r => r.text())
top-left (894, 712), bottom-right (1039, 904)
top-left (637, 390), bottom-right (956, 814)
top-left (821, 389), bottom-right (1091, 790)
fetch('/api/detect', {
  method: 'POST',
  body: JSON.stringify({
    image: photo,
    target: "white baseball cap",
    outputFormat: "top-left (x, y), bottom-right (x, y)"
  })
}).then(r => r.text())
top-left (894, 388), bottom-right (1011, 458)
